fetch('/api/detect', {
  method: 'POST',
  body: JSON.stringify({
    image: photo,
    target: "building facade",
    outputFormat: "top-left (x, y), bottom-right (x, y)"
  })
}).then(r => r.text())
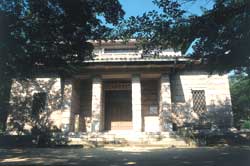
top-left (7, 40), bottom-right (233, 134)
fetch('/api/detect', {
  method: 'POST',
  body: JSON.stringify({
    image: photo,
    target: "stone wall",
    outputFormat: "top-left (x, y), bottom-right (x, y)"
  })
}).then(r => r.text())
top-left (170, 70), bottom-right (233, 128)
top-left (8, 78), bottom-right (72, 134)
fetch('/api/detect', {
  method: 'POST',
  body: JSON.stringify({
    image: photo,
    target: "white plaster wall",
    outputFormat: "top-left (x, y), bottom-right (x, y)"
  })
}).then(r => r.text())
top-left (171, 71), bottom-right (233, 128)
top-left (8, 78), bottom-right (72, 134)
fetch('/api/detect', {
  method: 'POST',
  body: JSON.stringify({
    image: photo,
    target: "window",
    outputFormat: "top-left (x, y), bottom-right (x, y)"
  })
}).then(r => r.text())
top-left (192, 90), bottom-right (206, 113)
top-left (32, 92), bottom-right (47, 116)
top-left (104, 48), bottom-right (138, 54)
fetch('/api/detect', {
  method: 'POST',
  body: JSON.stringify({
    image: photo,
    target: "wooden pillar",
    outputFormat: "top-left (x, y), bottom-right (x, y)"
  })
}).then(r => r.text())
top-left (132, 74), bottom-right (142, 132)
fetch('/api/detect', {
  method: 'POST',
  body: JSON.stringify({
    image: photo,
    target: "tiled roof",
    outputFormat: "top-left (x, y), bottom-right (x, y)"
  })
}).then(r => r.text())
top-left (85, 39), bottom-right (192, 63)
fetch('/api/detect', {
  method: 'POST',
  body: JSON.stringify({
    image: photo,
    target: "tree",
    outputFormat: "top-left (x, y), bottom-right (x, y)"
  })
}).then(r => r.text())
top-left (118, 0), bottom-right (250, 73)
top-left (0, 0), bottom-right (124, 131)
top-left (230, 74), bottom-right (250, 128)
top-left (189, 0), bottom-right (250, 73)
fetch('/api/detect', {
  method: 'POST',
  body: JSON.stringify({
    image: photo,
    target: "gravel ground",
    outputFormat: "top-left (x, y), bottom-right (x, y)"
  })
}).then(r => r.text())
top-left (0, 146), bottom-right (250, 166)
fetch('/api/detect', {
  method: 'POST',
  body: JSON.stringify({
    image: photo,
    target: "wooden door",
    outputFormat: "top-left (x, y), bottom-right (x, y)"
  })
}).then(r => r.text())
top-left (105, 90), bottom-right (132, 130)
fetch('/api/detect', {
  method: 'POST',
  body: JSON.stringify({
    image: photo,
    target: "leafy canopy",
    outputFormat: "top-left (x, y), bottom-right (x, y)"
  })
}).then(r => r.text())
top-left (0, 0), bottom-right (124, 76)
top-left (230, 74), bottom-right (250, 128)
top-left (117, 0), bottom-right (250, 73)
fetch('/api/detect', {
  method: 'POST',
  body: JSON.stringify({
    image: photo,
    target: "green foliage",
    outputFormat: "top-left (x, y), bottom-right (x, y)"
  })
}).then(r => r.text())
top-left (0, 123), bottom-right (4, 135)
top-left (119, 0), bottom-right (250, 73)
top-left (241, 120), bottom-right (250, 129)
top-left (31, 124), bottom-right (62, 147)
top-left (0, 0), bottom-right (124, 75)
top-left (114, 0), bottom-right (188, 54)
top-left (230, 74), bottom-right (250, 128)
top-left (176, 127), bottom-right (197, 145)
top-left (190, 0), bottom-right (250, 73)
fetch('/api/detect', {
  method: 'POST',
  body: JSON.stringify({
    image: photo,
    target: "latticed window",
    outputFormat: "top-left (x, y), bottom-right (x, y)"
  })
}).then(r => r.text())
top-left (103, 81), bottom-right (131, 91)
top-left (192, 90), bottom-right (206, 113)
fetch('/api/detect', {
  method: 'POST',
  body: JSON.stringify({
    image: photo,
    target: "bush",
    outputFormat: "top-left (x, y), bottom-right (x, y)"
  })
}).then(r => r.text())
top-left (31, 125), bottom-right (62, 147)
top-left (241, 120), bottom-right (250, 129)
top-left (0, 124), bottom-right (4, 135)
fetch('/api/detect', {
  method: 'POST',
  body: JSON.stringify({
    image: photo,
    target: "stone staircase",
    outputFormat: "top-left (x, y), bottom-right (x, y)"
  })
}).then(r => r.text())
top-left (66, 131), bottom-right (195, 148)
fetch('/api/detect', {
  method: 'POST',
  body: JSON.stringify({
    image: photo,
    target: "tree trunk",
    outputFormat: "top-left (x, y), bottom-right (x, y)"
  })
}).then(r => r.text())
top-left (0, 74), bottom-right (12, 132)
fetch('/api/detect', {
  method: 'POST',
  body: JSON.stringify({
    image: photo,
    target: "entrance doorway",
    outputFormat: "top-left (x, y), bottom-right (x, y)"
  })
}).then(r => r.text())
top-left (104, 90), bottom-right (132, 130)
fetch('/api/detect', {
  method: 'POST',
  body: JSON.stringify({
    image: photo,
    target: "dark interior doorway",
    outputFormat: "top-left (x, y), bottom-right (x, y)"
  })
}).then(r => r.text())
top-left (104, 90), bottom-right (132, 130)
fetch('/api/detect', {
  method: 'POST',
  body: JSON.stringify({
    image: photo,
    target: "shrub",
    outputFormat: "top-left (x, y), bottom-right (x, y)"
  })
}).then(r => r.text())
top-left (0, 124), bottom-right (4, 135)
top-left (241, 120), bottom-right (250, 129)
top-left (31, 125), bottom-right (62, 147)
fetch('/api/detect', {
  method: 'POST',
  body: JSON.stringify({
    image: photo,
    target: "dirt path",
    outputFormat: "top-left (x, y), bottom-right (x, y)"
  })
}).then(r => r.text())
top-left (0, 146), bottom-right (249, 166)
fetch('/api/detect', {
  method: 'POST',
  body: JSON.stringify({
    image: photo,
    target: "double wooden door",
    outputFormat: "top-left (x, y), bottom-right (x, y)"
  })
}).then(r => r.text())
top-left (105, 90), bottom-right (132, 130)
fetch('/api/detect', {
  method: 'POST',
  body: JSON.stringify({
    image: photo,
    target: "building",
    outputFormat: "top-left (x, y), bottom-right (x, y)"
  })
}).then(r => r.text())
top-left (7, 40), bottom-right (233, 138)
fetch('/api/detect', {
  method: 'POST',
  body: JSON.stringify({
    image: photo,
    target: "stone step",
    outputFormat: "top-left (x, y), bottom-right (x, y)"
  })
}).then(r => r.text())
top-left (66, 132), bottom-right (193, 148)
top-left (69, 138), bottom-right (191, 148)
top-left (126, 143), bottom-right (190, 148)
top-left (69, 136), bottom-right (182, 142)
top-left (69, 141), bottom-right (191, 148)
top-left (69, 134), bottom-right (176, 142)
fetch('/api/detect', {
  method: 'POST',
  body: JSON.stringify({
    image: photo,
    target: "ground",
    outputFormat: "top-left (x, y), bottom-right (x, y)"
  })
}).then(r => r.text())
top-left (0, 146), bottom-right (249, 166)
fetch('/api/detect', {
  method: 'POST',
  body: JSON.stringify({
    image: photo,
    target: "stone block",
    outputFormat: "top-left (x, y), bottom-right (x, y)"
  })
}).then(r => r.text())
top-left (144, 116), bottom-right (160, 132)
top-left (91, 76), bottom-right (103, 132)
top-left (132, 74), bottom-right (142, 132)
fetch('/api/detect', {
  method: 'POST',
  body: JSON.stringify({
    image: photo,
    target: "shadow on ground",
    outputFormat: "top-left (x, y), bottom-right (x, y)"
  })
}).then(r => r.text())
top-left (0, 146), bottom-right (249, 166)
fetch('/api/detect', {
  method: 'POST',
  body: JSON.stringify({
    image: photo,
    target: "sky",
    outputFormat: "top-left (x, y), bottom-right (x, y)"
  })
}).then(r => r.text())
top-left (119, 0), bottom-right (214, 18)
